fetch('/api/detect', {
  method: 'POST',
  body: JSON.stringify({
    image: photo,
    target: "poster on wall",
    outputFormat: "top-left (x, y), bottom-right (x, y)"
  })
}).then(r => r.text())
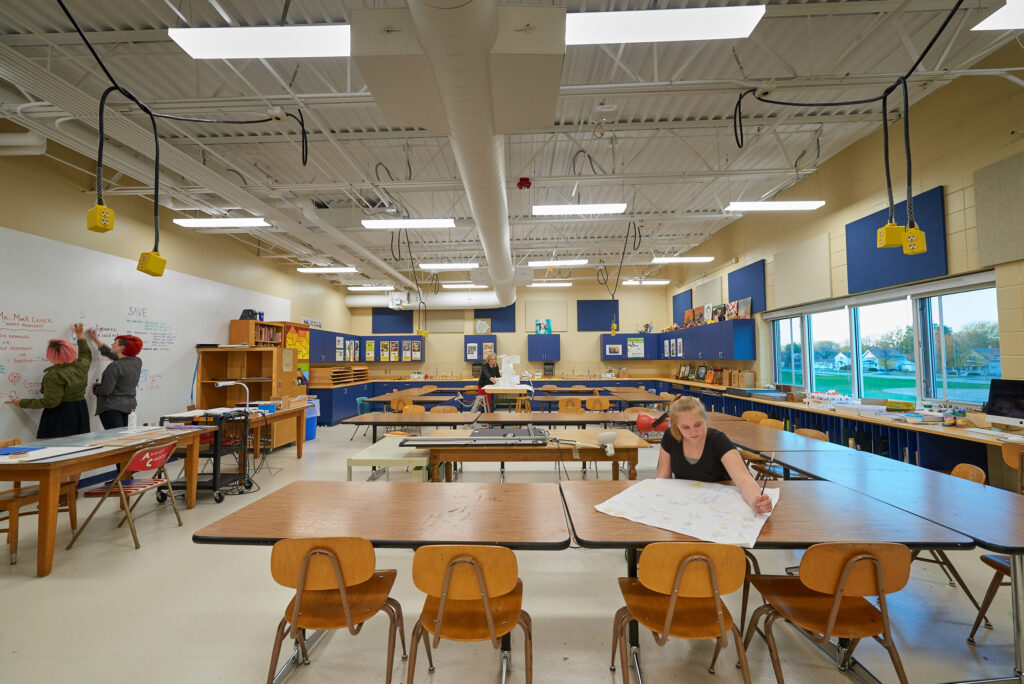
top-left (466, 342), bottom-right (478, 360)
top-left (390, 340), bottom-right (399, 361)
top-left (335, 348), bottom-right (345, 362)
top-left (605, 344), bottom-right (622, 356)
top-left (482, 342), bottom-right (495, 358)
top-left (365, 340), bottom-right (375, 362)
top-left (401, 340), bottom-right (411, 362)
top-left (335, 336), bottom-right (344, 349)
top-left (412, 340), bottom-right (421, 361)
top-left (627, 337), bottom-right (644, 359)
top-left (664, 340), bottom-right (669, 358)
top-left (671, 338), bottom-right (678, 357)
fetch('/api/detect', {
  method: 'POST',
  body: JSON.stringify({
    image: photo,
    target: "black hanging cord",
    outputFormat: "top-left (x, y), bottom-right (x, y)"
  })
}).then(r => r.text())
top-left (596, 222), bottom-right (642, 306)
top-left (881, 93), bottom-right (895, 224)
top-left (96, 86), bottom-right (117, 207)
top-left (901, 78), bottom-right (915, 229)
top-left (284, 111), bottom-right (308, 166)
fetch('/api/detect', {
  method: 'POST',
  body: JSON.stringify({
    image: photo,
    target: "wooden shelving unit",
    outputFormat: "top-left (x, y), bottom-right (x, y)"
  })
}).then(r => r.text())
top-left (229, 320), bottom-right (283, 346)
top-left (308, 365), bottom-right (370, 388)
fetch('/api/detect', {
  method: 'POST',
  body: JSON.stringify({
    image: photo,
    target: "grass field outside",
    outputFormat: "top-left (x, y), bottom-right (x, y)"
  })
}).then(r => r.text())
top-left (778, 370), bottom-right (995, 402)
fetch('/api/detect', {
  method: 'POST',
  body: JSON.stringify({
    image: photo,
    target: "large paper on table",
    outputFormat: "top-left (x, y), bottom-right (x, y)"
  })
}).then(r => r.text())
top-left (594, 479), bottom-right (780, 548)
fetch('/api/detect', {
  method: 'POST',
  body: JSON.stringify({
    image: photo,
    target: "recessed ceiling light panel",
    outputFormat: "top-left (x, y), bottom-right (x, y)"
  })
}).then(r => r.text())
top-left (168, 25), bottom-right (351, 59)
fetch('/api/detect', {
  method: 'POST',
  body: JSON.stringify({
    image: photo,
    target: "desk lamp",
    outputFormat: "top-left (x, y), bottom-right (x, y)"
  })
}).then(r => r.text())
top-left (214, 380), bottom-right (254, 411)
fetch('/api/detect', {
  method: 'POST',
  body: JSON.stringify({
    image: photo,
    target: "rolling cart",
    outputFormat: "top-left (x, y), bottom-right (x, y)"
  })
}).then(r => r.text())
top-left (159, 409), bottom-right (252, 502)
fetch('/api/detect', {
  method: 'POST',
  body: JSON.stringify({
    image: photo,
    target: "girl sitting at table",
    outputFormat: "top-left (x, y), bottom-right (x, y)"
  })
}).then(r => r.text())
top-left (657, 396), bottom-right (772, 514)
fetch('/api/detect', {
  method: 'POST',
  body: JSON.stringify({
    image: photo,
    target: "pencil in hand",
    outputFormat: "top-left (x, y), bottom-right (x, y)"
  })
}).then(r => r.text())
top-left (760, 454), bottom-right (775, 496)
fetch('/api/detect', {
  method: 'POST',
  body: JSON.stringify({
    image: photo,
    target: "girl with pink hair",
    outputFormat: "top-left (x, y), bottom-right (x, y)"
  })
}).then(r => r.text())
top-left (5, 323), bottom-right (92, 438)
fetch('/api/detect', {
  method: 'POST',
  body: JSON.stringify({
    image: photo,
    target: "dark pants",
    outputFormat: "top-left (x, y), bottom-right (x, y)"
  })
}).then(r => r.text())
top-left (99, 409), bottom-right (129, 430)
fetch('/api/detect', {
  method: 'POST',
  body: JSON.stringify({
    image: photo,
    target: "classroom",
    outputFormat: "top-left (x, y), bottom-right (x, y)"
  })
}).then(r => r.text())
top-left (1, 2), bottom-right (1023, 683)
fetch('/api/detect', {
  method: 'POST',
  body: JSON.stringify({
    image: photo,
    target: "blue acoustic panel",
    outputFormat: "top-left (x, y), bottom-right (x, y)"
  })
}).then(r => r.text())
top-left (473, 303), bottom-right (516, 332)
top-left (672, 290), bottom-right (692, 327)
top-left (371, 308), bottom-right (414, 334)
top-left (464, 334), bottom-right (497, 362)
top-left (727, 260), bottom-right (766, 313)
top-left (845, 186), bottom-right (947, 294)
top-left (577, 299), bottom-right (619, 331)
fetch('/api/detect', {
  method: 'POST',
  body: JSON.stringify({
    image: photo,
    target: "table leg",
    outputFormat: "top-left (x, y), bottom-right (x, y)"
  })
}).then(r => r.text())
top-left (185, 434), bottom-right (198, 509)
top-left (625, 545), bottom-right (644, 681)
top-left (295, 411), bottom-right (305, 459)
top-left (251, 425), bottom-right (262, 464)
top-left (445, 462), bottom-right (453, 482)
top-left (36, 472), bottom-right (60, 577)
top-left (612, 462), bottom-right (619, 480)
top-left (628, 457), bottom-right (637, 480)
top-left (430, 456), bottom-right (440, 482)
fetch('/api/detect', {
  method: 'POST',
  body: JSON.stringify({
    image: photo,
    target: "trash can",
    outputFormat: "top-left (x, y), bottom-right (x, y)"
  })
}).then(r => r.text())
top-left (305, 397), bottom-right (320, 441)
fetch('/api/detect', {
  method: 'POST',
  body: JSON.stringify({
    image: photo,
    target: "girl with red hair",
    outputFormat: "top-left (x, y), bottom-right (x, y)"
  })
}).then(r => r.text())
top-left (87, 329), bottom-right (143, 429)
top-left (5, 323), bottom-right (92, 438)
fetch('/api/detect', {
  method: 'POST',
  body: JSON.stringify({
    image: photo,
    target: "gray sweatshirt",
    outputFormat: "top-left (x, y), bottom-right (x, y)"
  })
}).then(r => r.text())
top-left (92, 344), bottom-right (142, 415)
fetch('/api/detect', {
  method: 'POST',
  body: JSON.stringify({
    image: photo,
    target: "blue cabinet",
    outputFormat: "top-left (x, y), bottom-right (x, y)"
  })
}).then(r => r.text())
top-left (312, 385), bottom-right (367, 425)
top-left (310, 329), bottom-right (362, 363)
top-left (678, 320), bottom-right (755, 361)
top-left (600, 333), bottom-right (660, 360)
top-left (527, 334), bottom-right (560, 361)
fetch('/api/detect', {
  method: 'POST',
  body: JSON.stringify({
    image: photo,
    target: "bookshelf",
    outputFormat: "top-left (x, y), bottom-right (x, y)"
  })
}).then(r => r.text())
top-left (229, 320), bottom-right (283, 346)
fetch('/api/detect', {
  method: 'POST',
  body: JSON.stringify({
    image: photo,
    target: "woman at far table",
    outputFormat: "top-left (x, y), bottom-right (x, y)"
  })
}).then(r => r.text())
top-left (5, 323), bottom-right (91, 438)
top-left (87, 329), bottom-right (143, 429)
top-left (657, 395), bottom-right (772, 514)
top-left (477, 352), bottom-right (500, 411)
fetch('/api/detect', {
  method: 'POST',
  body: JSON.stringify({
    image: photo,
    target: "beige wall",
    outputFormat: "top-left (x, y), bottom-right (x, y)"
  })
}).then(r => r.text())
top-left (0, 148), bottom-right (350, 332)
top-left (667, 42), bottom-right (1024, 382)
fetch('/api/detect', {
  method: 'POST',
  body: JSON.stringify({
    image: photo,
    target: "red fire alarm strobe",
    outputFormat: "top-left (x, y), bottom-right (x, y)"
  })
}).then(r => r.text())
top-left (516, 177), bottom-right (531, 190)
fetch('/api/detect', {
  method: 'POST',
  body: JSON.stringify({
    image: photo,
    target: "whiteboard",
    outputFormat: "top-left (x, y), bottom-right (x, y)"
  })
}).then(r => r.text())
top-left (693, 277), bottom-right (723, 308)
top-left (774, 233), bottom-right (831, 308)
top-left (0, 226), bottom-right (289, 443)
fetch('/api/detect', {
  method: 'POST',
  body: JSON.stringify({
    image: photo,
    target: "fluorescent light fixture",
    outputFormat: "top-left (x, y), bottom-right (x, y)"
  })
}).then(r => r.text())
top-left (651, 256), bottom-right (715, 264)
top-left (296, 266), bottom-right (357, 274)
top-left (441, 283), bottom-right (489, 290)
top-left (168, 25), bottom-right (351, 59)
top-left (173, 217), bottom-right (269, 228)
top-left (347, 285), bottom-right (394, 291)
top-left (725, 201), bottom-right (825, 212)
top-left (623, 279), bottom-right (670, 286)
top-left (565, 6), bottom-right (766, 45)
top-left (528, 281), bottom-right (572, 288)
top-left (972, 0), bottom-right (1024, 30)
top-left (527, 259), bottom-right (589, 268)
top-left (532, 203), bottom-right (627, 216)
top-left (418, 262), bottom-right (479, 271)
top-left (361, 218), bottom-right (456, 229)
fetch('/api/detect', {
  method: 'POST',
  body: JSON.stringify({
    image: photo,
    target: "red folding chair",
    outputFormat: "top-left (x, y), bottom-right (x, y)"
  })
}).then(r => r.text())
top-left (66, 442), bottom-right (182, 550)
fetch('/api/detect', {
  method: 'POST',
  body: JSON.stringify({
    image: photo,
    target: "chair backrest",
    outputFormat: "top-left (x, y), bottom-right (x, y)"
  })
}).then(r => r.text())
top-left (638, 542), bottom-right (746, 596)
top-left (795, 428), bottom-right (828, 441)
top-left (0, 438), bottom-right (22, 448)
top-left (741, 410), bottom-right (767, 423)
top-left (391, 397), bottom-right (412, 411)
top-left (270, 537), bottom-right (375, 590)
top-left (570, 384), bottom-right (587, 390)
top-left (760, 418), bottom-right (785, 430)
top-left (422, 385), bottom-right (438, 391)
top-left (624, 406), bottom-right (657, 415)
top-left (402, 404), bottom-right (426, 414)
top-left (799, 542), bottom-right (911, 597)
top-left (950, 463), bottom-right (986, 484)
top-left (540, 385), bottom-right (558, 391)
top-left (412, 545), bottom-right (518, 600)
top-left (1001, 443), bottom-right (1024, 471)
top-left (124, 442), bottom-right (177, 472)
top-left (559, 397), bottom-right (583, 412)
top-left (430, 405), bottom-right (457, 414)
top-left (585, 397), bottom-right (610, 411)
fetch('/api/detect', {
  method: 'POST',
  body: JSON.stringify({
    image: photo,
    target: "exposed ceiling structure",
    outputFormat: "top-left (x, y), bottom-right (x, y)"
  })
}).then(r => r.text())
top-left (0, 1), bottom-right (1018, 297)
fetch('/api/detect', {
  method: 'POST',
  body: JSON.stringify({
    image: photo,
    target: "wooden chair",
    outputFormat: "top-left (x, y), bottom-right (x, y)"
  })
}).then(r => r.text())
top-left (745, 542), bottom-right (912, 684)
top-left (950, 463), bottom-right (986, 483)
top-left (266, 537), bottom-right (406, 684)
top-left (794, 427), bottom-right (828, 441)
top-left (402, 405), bottom-right (426, 414)
top-left (570, 384), bottom-right (588, 391)
top-left (0, 438), bottom-right (78, 564)
top-left (968, 554), bottom-right (1011, 644)
top-left (429, 405), bottom-right (457, 414)
top-left (514, 397), bottom-right (532, 413)
top-left (408, 545), bottom-right (531, 683)
top-left (585, 397), bottom-right (610, 411)
top-left (422, 385), bottom-right (438, 392)
top-left (390, 397), bottom-right (412, 412)
top-left (611, 542), bottom-right (751, 683)
top-left (66, 442), bottom-right (181, 550)
top-left (558, 398), bottom-right (583, 413)
top-left (540, 385), bottom-right (558, 392)
top-left (760, 418), bottom-right (785, 430)
top-left (658, 392), bottom-right (676, 408)
top-left (1000, 443), bottom-right (1024, 494)
top-left (741, 410), bottom-right (767, 423)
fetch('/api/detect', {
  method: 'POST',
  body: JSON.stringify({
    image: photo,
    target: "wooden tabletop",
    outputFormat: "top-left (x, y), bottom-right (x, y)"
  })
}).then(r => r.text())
top-left (560, 480), bottom-right (973, 550)
top-left (425, 428), bottom-right (649, 451)
top-left (707, 411), bottom-right (746, 422)
top-left (716, 420), bottom-right (856, 454)
top-left (193, 481), bottom-right (571, 550)
top-left (605, 388), bottom-right (665, 402)
top-left (367, 393), bottom-right (457, 403)
top-left (478, 412), bottom-right (641, 425)
top-left (341, 411), bottom-right (481, 426)
top-left (771, 450), bottom-right (1024, 553)
top-left (369, 388), bottom-right (437, 398)
top-left (531, 395), bottom-right (604, 403)
top-left (481, 386), bottom-right (530, 394)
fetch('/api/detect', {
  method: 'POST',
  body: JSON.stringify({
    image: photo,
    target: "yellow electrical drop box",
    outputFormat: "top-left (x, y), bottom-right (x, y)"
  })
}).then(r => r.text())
top-left (902, 227), bottom-right (927, 255)
top-left (876, 222), bottom-right (903, 248)
top-left (137, 250), bottom-right (167, 277)
top-left (87, 204), bottom-right (114, 233)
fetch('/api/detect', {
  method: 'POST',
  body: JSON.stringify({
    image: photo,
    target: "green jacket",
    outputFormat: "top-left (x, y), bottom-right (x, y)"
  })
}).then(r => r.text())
top-left (19, 338), bottom-right (91, 409)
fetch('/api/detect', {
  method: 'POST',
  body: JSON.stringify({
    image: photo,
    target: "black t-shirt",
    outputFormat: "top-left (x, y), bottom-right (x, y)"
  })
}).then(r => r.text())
top-left (660, 427), bottom-right (736, 482)
top-left (478, 363), bottom-right (500, 388)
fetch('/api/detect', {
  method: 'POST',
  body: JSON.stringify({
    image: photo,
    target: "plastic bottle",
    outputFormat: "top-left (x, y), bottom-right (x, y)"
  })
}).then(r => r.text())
top-left (127, 410), bottom-right (138, 427)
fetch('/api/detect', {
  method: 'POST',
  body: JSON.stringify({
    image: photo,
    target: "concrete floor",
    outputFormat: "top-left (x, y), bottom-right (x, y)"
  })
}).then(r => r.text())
top-left (0, 422), bottom-right (1016, 683)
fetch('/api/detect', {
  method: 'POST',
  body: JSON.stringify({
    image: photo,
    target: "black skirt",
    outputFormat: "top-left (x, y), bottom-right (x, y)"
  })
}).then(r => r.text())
top-left (37, 399), bottom-right (91, 439)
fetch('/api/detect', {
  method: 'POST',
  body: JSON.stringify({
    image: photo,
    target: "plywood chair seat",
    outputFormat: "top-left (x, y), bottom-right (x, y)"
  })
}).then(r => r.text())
top-left (617, 577), bottom-right (736, 639)
top-left (741, 410), bottom-right (767, 423)
top-left (746, 574), bottom-right (885, 638)
top-left (795, 428), bottom-right (828, 441)
top-left (968, 554), bottom-right (1011, 644)
top-left (402, 405), bottom-right (426, 414)
top-left (429, 405), bottom-right (457, 414)
top-left (417, 579), bottom-right (524, 642)
top-left (760, 418), bottom-right (785, 430)
top-left (283, 569), bottom-right (398, 630)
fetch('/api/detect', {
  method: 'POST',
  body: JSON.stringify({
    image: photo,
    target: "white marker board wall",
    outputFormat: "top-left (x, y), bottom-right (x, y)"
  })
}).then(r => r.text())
top-left (0, 226), bottom-right (289, 443)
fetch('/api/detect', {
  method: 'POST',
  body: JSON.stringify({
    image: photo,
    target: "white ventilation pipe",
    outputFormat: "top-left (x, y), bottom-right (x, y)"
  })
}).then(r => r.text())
top-left (346, 291), bottom-right (503, 309)
top-left (0, 132), bottom-right (46, 155)
top-left (406, 0), bottom-right (516, 308)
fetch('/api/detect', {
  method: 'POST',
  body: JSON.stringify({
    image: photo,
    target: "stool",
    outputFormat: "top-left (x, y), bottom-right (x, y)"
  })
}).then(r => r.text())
top-left (514, 396), bottom-right (531, 413)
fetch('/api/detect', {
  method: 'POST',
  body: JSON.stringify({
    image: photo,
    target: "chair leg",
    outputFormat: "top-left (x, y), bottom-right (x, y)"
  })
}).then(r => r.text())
top-left (610, 606), bottom-right (630, 671)
top-left (267, 618), bottom-right (288, 684)
top-left (708, 639), bottom-right (722, 673)
top-left (879, 632), bottom-right (909, 684)
top-left (296, 629), bottom-right (310, 665)
top-left (762, 612), bottom-right (788, 684)
top-left (384, 603), bottom-right (397, 684)
top-left (115, 486), bottom-right (142, 549)
top-left (7, 504), bottom-right (18, 564)
top-left (162, 469), bottom-right (183, 526)
top-left (618, 615), bottom-right (631, 684)
top-left (386, 597), bottom-right (408, 659)
top-left (519, 610), bottom-right (533, 684)
top-left (933, 550), bottom-right (987, 626)
top-left (66, 481), bottom-right (120, 550)
top-left (968, 570), bottom-right (1006, 643)
top-left (732, 625), bottom-right (752, 684)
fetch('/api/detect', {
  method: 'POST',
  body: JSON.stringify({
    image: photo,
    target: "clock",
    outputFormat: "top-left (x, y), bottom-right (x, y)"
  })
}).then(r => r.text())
top-left (474, 318), bottom-right (491, 334)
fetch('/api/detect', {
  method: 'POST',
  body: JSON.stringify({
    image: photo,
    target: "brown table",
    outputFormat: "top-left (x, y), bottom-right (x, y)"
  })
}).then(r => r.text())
top-left (716, 419), bottom-right (856, 454)
top-left (417, 428), bottom-right (648, 481)
top-left (605, 388), bottom-right (665, 405)
top-left (530, 395), bottom-right (607, 405)
top-left (193, 480), bottom-right (570, 550)
top-left (367, 393), bottom-right (456, 404)
top-left (0, 426), bottom-right (215, 576)
top-left (478, 411), bottom-right (642, 426)
top-left (341, 411), bottom-right (481, 442)
top-left (707, 410), bottom-right (746, 422)
top-left (248, 404), bottom-right (309, 460)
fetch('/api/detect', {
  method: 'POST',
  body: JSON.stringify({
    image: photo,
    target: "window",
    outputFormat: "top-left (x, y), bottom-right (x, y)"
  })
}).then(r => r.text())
top-left (774, 317), bottom-right (803, 386)
top-left (857, 299), bottom-right (916, 402)
top-left (920, 287), bottom-right (1000, 403)
top-left (809, 309), bottom-right (852, 394)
